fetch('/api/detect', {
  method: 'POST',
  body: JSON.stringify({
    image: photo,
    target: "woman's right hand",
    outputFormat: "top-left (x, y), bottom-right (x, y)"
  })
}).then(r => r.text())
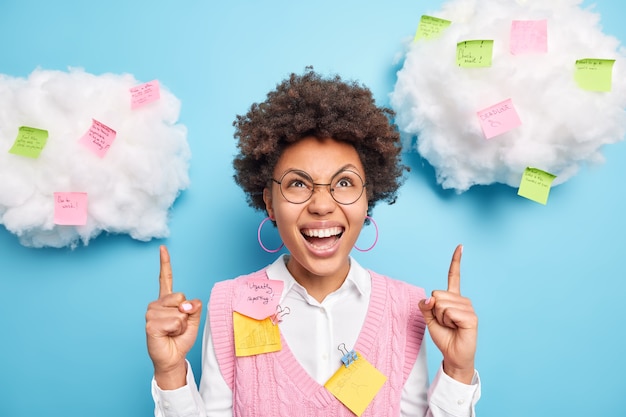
top-left (145, 245), bottom-right (203, 390)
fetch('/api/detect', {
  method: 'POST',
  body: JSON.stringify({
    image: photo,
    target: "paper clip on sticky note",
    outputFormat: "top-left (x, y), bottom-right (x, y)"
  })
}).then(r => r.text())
top-left (269, 305), bottom-right (290, 325)
top-left (338, 343), bottom-right (358, 368)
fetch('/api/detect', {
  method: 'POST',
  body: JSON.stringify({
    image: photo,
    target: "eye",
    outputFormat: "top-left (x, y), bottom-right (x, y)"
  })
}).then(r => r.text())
top-left (282, 171), bottom-right (314, 189)
top-left (288, 179), bottom-right (309, 188)
top-left (335, 177), bottom-right (354, 188)
top-left (333, 170), bottom-right (361, 188)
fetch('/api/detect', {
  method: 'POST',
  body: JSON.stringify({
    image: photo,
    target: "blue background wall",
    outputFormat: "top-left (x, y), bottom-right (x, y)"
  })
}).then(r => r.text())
top-left (1, 1), bottom-right (624, 416)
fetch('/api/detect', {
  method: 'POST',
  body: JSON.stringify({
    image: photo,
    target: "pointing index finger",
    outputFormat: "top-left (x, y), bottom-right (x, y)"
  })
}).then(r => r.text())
top-left (159, 245), bottom-right (173, 298)
top-left (447, 244), bottom-right (463, 294)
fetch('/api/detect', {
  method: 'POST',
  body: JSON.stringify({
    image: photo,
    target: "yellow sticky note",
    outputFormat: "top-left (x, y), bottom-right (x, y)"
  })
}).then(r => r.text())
top-left (324, 352), bottom-right (387, 416)
top-left (517, 167), bottom-right (557, 205)
top-left (574, 58), bottom-right (615, 92)
top-left (457, 40), bottom-right (493, 68)
top-left (8, 126), bottom-right (49, 158)
top-left (233, 311), bottom-right (281, 357)
top-left (414, 15), bottom-right (451, 42)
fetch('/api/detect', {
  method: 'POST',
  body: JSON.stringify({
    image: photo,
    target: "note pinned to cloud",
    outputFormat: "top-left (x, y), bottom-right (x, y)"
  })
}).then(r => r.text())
top-left (8, 127), bottom-right (49, 159)
top-left (392, 0), bottom-right (626, 193)
top-left (574, 58), bottom-right (615, 92)
top-left (477, 98), bottom-right (522, 139)
top-left (510, 19), bottom-right (548, 55)
top-left (456, 40), bottom-right (494, 67)
top-left (517, 167), bottom-right (557, 205)
top-left (130, 79), bottom-right (161, 109)
top-left (79, 119), bottom-right (117, 158)
top-left (0, 68), bottom-right (190, 248)
top-left (414, 15), bottom-right (451, 42)
top-left (54, 192), bottom-right (88, 226)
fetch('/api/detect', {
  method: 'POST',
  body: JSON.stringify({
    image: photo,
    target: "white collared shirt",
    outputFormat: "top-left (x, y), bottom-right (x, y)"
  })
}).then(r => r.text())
top-left (152, 255), bottom-right (481, 417)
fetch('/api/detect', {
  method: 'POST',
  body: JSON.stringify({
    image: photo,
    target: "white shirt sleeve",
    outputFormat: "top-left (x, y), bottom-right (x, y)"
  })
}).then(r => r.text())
top-left (151, 361), bottom-right (206, 417)
top-left (151, 312), bottom-right (234, 417)
top-left (401, 342), bottom-right (481, 417)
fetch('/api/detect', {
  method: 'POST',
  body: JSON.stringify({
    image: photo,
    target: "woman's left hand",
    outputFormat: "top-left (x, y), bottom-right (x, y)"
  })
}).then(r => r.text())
top-left (418, 244), bottom-right (478, 384)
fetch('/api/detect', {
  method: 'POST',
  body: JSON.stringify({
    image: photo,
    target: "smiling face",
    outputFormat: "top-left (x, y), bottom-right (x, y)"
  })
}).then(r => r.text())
top-left (263, 136), bottom-right (368, 291)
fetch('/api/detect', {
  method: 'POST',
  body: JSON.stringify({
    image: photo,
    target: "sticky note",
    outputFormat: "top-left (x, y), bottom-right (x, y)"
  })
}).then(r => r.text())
top-left (477, 98), bottom-right (522, 139)
top-left (517, 167), bottom-right (557, 205)
top-left (574, 59), bottom-right (615, 92)
top-left (233, 312), bottom-right (282, 357)
top-left (130, 80), bottom-right (160, 109)
top-left (79, 119), bottom-right (116, 158)
top-left (233, 278), bottom-right (284, 320)
top-left (510, 19), bottom-right (548, 55)
top-left (414, 15), bottom-right (451, 42)
top-left (324, 352), bottom-right (387, 417)
top-left (457, 40), bottom-right (493, 67)
top-left (54, 192), bottom-right (88, 226)
top-left (8, 126), bottom-right (49, 158)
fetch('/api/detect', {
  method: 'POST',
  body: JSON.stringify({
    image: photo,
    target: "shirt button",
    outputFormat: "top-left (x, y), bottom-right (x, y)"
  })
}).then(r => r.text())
top-left (457, 399), bottom-right (465, 406)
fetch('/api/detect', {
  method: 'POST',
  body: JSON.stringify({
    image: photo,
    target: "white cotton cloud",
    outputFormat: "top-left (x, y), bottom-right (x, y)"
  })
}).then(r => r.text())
top-left (0, 68), bottom-right (190, 248)
top-left (391, 0), bottom-right (626, 192)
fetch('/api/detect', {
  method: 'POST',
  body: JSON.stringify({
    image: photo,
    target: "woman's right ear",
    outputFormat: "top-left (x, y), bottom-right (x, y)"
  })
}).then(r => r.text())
top-left (263, 188), bottom-right (274, 219)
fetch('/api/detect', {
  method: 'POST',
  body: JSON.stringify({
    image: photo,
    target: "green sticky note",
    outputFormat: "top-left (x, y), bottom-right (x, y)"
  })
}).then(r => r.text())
top-left (517, 167), bottom-right (557, 205)
top-left (8, 126), bottom-right (49, 158)
top-left (574, 58), bottom-right (615, 92)
top-left (414, 15), bottom-right (451, 42)
top-left (457, 40), bottom-right (493, 68)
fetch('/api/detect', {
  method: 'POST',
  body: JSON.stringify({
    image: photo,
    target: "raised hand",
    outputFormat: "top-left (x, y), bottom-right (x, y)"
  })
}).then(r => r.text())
top-left (145, 245), bottom-right (202, 389)
top-left (418, 244), bottom-right (478, 384)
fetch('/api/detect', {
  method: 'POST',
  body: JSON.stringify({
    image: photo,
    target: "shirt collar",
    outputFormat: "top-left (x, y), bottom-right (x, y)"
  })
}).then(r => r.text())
top-left (266, 254), bottom-right (371, 305)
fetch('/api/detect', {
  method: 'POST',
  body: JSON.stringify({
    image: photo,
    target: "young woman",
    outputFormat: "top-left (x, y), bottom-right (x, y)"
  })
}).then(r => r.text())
top-left (146, 69), bottom-right (480, 416)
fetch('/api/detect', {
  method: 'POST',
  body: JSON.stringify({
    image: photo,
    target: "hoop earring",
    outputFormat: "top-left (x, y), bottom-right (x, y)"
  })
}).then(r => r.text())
top-left (354, 215), bottom-right (378, 252)
top-left (257, 217), bottom-right (284, 253)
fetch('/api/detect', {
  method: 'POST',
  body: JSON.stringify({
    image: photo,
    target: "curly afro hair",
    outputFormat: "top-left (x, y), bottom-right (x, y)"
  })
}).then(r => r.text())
top-left (233, 68), bottom-right (408, 214)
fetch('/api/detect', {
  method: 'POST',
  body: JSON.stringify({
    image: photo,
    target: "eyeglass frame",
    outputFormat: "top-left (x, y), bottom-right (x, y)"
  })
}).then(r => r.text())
top-left (270, 168), bottom-right (367, 205)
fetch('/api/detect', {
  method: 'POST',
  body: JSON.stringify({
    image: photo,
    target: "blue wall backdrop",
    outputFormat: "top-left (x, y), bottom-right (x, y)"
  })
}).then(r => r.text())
top-left (1, 1), bottom-right (624, 416)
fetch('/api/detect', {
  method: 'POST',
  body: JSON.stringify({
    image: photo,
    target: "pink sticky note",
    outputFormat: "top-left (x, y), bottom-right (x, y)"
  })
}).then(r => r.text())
top-left (54, 192), bottom-right (88, 226)
top-left (477, 98), bottom-right (522, 139)
top-left (233, 278), bottom-right (284, 320)
top-left (130, 80), bottom-right (160, 109)
top-left (510, 20), bottom-right (547, 55)
top-left (79, 119), bottom-right (116, 158)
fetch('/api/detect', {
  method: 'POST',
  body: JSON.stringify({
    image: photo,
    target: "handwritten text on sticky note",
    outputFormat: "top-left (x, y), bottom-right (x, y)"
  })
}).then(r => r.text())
top-left (79, 119), bottom-right (116, 158)
top-left (233, 279), bottom-right (284, 320)
top-left (325, 352), bottom-right (387, 417)
top-left (517, 167), bottom-right (557, 205)
top-left (477, 98), bottom-right (522, 139)
top-left (574, 58), bottom-right (615, 92)
top-left (414, 15), bottom-right (451, 42)
top-left (8, 126), bottom-right (49, 158)
top-left (510, 20), bottom-right (548, 55)
top-left (457, 40), bottom-right (493, 67)
top-left (54, 192), bottom-right (88, 226)
top-left (130, 80), bottom-right (160, 109)
top-left (233, 312), bottom-right (282, 357)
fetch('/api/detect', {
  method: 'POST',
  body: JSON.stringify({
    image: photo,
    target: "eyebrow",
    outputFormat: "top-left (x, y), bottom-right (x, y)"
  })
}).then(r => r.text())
top-left (281, 164), bottom-right (362, 181)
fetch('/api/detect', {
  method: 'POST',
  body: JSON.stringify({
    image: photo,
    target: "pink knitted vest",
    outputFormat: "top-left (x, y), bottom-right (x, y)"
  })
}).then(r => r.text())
top-left (209, 268), bottom-right (426, 417)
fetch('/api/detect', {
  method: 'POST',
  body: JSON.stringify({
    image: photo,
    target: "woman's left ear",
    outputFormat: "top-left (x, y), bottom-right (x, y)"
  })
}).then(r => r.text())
top-left (263, 188), bottom-right (274, 219)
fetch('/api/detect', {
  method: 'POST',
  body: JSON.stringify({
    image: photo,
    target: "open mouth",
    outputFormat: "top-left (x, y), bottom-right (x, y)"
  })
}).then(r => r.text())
top-left (301, 227), bottom-right (344, 249)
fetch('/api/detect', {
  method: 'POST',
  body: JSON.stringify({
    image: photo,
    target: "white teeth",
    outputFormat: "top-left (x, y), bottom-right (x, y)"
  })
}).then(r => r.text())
top-left (302, 227), bottom-right (342, 238)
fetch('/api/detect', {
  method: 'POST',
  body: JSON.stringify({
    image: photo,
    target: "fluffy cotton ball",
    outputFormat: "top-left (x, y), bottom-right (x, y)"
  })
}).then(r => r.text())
top-left (391, 0), bottom-right (626, 192)
top-left (0, 68), bottom-right (190, 248)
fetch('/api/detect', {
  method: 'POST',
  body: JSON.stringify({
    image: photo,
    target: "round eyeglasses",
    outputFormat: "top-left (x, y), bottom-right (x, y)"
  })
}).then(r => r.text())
top-left (271, 169), bottom-right (366, 205)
